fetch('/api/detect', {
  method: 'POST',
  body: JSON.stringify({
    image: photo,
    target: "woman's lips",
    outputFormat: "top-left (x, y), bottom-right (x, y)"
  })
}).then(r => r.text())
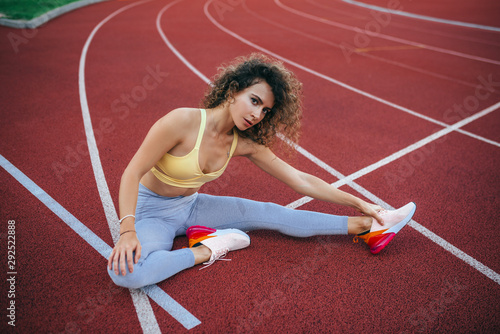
top-left (244, 118), bottom-right (253, 127)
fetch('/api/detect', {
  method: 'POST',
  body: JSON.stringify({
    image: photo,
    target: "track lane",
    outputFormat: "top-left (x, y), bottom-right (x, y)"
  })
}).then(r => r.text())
top-left (346, 0), bottom-right (500, 28)
top-left (242, 0), bottom-right (497, 92)
top-left (309, 0), bottom-right (500, 47)
top-left (281, 0), bottom-right (500, 60)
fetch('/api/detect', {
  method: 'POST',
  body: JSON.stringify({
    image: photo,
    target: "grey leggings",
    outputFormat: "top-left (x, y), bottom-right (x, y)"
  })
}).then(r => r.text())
top-left (108, 184), bottom-right (348, 288)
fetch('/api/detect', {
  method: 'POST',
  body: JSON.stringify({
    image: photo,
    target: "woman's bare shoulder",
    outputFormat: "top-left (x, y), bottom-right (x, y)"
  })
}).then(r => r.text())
top-left (153, 108), bottom-right (200, 132)
top-left (146, 107), bottom-right (201, 143)
top-left (158, 107), bottom-right (201, 124)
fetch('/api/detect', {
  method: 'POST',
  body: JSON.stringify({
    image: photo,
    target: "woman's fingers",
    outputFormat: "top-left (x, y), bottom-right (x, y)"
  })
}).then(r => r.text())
top-left (374, 211), bottom-right (384, 225)
top-left (127, 248), bottom-right (134, 274)
top-left (135, 244), bottom-right (142, 264)
top-left (107, 248), bottom-right (115, 270)
top-left (113, 251), bottom-right (120, 275)
top-left (359, 202), bottom-right (385, 225)
top-left (108, 236), bottom-right (140, 276)
top-left (371, 205), bottom-right (384, 225)
top-left (119, 249), bottom-right (127, 276)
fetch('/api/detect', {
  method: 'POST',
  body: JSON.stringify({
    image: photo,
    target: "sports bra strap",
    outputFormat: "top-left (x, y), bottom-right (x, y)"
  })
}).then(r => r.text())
top-left (229, 129), bottom-right (238, 156)
top-left (194, 109), bottom-right (207, 150)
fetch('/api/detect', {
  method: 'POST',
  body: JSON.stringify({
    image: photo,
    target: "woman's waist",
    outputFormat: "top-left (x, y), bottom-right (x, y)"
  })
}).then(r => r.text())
top-left (141, 170), bottom-right (200, 198)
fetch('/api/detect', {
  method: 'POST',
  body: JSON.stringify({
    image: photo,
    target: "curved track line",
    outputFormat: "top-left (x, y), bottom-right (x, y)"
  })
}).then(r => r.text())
top-left (241, 1), bottom-right (492, 94)
top-left (342, 0), bottom-right (500, 33)
top-left (156, 0), bottom-right (211, 84)
top-left (158, 0), bottom-right (500, 286)
top-left (203, 0), bottom-right (500, 148)
top-left (308, 0), bottom-right (500, 47)
top-left (78, 0), bottom-right (200, 331)
top-left (275, 0), bottom-right (500, 66)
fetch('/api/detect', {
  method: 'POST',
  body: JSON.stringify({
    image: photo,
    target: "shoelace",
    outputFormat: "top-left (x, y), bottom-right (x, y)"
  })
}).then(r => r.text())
top-left (199, 248), bottom-right (231, 270)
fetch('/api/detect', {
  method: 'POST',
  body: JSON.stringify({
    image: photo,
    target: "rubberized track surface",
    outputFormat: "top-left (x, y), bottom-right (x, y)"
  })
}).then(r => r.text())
top-left (1, 0), bottom-right (499, 333)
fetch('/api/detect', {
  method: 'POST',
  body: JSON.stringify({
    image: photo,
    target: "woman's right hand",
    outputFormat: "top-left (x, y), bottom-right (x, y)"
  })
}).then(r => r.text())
top-left (108, 231), bottom-right (142, 276)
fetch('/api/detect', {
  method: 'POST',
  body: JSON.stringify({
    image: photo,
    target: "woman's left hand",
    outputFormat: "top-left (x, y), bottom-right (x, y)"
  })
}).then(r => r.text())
top-left (357, 201), bottom-right (384, 225)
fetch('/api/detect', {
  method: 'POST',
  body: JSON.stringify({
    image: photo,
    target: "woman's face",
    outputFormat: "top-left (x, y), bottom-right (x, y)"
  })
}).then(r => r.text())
top-left (230, 81), bottom-right (275, 131)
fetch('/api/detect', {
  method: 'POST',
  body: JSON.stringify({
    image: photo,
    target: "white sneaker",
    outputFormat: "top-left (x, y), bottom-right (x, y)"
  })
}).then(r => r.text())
top-left (355, 202), bottom-right (416, 254)
top-left (186, 225), bottom-right (250, 269)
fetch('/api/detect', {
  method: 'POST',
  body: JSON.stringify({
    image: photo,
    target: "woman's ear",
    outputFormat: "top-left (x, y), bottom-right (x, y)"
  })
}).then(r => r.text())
top-left (226, 81), bottom-right (239, 104)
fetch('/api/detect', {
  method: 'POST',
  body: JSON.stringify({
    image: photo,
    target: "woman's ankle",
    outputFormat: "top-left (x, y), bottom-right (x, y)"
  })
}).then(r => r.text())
top-left (347, 216), bottom-right (372, 235)
top-left (191, 245), bottom-right (212, 265)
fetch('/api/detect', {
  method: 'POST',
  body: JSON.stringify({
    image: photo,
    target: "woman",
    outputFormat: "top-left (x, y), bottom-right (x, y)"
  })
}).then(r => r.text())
top-left (107, 54), bottom-right (416, 289)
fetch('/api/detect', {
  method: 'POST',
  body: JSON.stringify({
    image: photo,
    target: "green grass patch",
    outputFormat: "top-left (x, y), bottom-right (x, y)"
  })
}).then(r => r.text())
top-left (0, 0), bottom-right (83, 20)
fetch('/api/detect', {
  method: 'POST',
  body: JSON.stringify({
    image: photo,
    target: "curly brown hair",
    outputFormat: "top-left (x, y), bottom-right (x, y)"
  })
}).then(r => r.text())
top-left (201, 53), bottom-right (303, 152)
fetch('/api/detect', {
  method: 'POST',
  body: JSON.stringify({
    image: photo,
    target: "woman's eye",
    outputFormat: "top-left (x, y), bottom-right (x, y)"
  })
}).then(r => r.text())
top-left (251, 98), bottom-right (258, 104)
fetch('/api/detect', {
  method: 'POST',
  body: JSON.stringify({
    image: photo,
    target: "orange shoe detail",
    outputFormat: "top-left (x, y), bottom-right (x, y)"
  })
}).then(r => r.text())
top-left (186, 225), bottom-right (216, 248)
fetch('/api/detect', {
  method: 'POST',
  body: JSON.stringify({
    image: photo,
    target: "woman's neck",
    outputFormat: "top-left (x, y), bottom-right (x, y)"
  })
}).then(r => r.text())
top-left (208, 105), bottom-right (235, 137)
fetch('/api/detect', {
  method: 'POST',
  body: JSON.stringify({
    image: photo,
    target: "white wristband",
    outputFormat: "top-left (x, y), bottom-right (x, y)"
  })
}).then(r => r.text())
top-left (119, 214), bottom-right (135, 224)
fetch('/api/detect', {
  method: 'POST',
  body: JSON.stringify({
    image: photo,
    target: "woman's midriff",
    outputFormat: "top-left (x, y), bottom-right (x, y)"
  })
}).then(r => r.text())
top-left (140, 170), bottom-right (200, 197)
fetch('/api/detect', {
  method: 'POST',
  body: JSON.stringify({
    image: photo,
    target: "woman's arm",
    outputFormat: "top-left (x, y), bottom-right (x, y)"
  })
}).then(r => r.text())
top-left (108, 109), bottom-right (192, 276)
top-left (247, 144), bottom-right (383, 223)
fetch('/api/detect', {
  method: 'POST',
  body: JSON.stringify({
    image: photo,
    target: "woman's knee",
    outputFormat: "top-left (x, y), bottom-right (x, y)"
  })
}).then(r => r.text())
top-left (107, 265), bottom-right (146, 289)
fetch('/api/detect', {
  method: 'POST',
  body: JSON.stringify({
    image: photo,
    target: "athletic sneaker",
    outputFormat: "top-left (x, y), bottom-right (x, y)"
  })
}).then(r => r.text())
top-left (186, 225), bottom-right (251, 269)
top-left (354, 202), bottom-right (416, 254)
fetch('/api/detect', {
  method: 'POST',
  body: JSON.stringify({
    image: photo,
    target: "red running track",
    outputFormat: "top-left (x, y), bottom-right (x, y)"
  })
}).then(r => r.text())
top-left (0, 0), bottom-right (499, 333)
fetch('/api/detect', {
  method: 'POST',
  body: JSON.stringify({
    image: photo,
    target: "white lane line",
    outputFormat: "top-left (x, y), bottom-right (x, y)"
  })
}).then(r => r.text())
top-left (158, 0), bottom-right (500, 285)
top-left (204, 0), bottom-right (500, 148)
top-left (274, 0), bottom-right (500, 66)
top-left (241, 1), bottom-right (486, 91)
top-left (285, 101), bottom-right (500, 209)
top-left (78, 0), bottom-right (199, 331)
top-left (0, 155), bottom-right (111, 258)
top-left (0, 154), bottom-right (203, 329)
top-left (342, 0), bottom-right (500, 33)
top-left (307, 0), bottom-right (500, 47)
top-left (157, 0), bottom-right (210, 84)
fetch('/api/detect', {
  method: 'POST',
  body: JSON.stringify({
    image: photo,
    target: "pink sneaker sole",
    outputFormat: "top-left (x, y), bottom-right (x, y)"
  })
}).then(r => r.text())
top-left (369, 233), bottom-right (396, 254)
